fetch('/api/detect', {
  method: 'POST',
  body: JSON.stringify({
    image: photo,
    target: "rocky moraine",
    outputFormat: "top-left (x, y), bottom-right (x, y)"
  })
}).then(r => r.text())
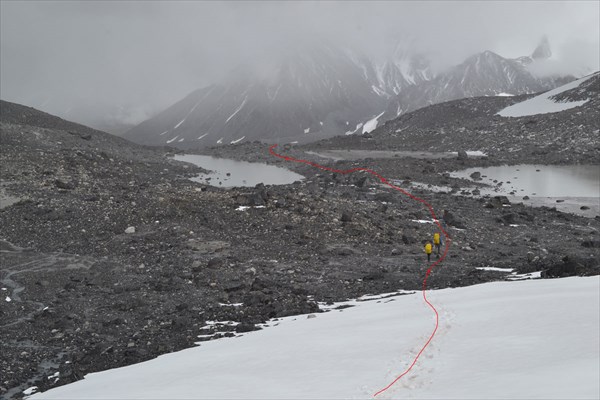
top-left (1, 95), bottom-right (598, 398)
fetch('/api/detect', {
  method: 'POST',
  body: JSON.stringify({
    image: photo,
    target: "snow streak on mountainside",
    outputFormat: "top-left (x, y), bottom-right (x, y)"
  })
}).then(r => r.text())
top-left (349, 46), bottom-right (433, 99)
top-left (125, 39), bottom-right (574, 148)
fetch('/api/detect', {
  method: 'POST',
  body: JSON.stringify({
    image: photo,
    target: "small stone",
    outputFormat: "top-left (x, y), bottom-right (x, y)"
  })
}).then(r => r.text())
top-left (527, 252), bottom-right (536, 263)
top-left (340, 212), bottom-right (352, 222)
top-left (391, 248), bottom-right (403, 256)
top-left (125, 226), bottom-right (135, 234)
top-left (207, 257), bottom-right (224, 268)
top-left (307, 314), bottom-right (317, 319)
top-left (54, 179), bottom-right (75, 190)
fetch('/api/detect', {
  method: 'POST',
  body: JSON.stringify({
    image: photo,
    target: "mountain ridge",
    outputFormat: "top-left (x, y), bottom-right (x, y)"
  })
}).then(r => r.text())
top-left (124, 41), bottom-right (577, 148)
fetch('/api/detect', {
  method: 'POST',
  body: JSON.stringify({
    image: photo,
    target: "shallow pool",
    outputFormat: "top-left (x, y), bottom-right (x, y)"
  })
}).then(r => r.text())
top-left (450, 164), bottom-right (599, 217)
top-left (174, 154), bottom-right (304, 187)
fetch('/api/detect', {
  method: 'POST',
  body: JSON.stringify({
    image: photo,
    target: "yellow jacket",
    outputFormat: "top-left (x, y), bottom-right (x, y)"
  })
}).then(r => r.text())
top-left (425, 243), bottom-right (432, 254)
top-left (434, 233), bottom-right (440, 245)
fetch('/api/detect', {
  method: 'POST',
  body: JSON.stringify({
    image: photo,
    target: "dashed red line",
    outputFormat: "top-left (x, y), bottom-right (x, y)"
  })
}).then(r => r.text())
top-left (268, 144), bottom-right (451, 398)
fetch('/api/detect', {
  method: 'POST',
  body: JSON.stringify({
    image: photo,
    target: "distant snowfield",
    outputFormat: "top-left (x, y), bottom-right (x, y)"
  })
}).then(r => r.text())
top-left (497, 74), bottom-right (594, 117)
top-left (31, 277), bottom-right (599, 400)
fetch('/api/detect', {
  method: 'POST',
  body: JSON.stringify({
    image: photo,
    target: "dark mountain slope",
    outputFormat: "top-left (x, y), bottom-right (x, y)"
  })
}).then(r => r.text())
top-left (123, 46), bottom-right (388, 148)
top-left (309, 72), bottom-right (599, 164)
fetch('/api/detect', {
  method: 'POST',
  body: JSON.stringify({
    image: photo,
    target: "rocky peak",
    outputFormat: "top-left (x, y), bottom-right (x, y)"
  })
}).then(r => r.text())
top-left (532, 35), bottom-right (552, 60)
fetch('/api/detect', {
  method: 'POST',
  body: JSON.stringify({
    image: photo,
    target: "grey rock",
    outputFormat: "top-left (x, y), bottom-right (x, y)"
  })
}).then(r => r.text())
top-left (469, 171), bottom-right (482, 180)
top-left (54, 179), bottom-right (75, 190)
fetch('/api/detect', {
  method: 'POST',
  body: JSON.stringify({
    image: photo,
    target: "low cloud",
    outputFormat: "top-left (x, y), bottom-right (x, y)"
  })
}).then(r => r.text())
top-left (1, 1), bottom-right (598, 124)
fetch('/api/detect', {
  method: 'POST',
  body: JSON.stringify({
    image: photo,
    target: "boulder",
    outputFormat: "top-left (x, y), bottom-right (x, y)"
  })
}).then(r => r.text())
top-left (374, 192), bottom-right (394, 203)
top-left (469, 171), bottom-right (482, 180)
top-left (248, 193), bottom-right (265, 206)
top-left (186, 240), bottom-right (230, 254)
top-left (391, 248), bottom-right (403, 256)
top-left (486, 196), bottom-right (511, 209)
top-left (354, 176), bottom-right (368, 188)
top-left (543, 255), bottom-right (589, 278)
top-left (207, 257), bottom-right (224, 268)
top-left (401, 234), bottom-right (417, 245)
top-left (581, 240), bottom-right (600, 248)
top-left (235, 323), bottom-right (256, 333)
top-left (500, 213), bottom-right (518, 225)
top-left (442, 210), bottom-right (466, 229)
top-left (54, 179), bottom-right (75, 190)
top-left (333, 247), bottom-right (356, 256)
top-left (340, 212), bottom-right (352, 222)
top-left (363, 270), bottom-right (385, 281)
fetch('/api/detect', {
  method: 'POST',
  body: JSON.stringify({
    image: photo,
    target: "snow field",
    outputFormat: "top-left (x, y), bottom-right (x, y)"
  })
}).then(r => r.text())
top-left (497, 74), bottom-right (594, 117)
top-left (31, 277), bottom-right (599, 399)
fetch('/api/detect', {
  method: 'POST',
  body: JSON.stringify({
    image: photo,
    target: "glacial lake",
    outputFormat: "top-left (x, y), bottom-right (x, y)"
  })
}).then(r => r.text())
top-left (306, 149), bottom-right (487, 161)
top-left (451, 164), bottom-right (600, 217)
top-left (173, 154), bottom-right (304, 187)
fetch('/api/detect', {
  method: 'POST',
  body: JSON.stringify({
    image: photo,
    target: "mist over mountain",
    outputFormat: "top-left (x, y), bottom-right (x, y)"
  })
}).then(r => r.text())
top-left (124, 38), bottom-right (576, 148)
top-left (123, 43), bottom-right (434, 147)
top-left (384, 41), bottom-right (575, 121)
top-left (1, 1), bottom-right (598, 132)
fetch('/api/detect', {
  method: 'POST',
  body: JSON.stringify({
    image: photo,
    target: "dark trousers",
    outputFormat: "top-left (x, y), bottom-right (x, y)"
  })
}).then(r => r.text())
top-left (427, 253), bottom-right (431, 262)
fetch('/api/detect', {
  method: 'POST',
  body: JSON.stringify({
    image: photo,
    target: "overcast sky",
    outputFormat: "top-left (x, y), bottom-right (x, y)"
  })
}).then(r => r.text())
top-left (1, 1), bottom-right (598, 124)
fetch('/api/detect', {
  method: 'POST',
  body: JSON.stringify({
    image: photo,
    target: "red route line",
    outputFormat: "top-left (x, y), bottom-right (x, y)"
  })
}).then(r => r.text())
top-left (268, 144), bottom-right (451, 398)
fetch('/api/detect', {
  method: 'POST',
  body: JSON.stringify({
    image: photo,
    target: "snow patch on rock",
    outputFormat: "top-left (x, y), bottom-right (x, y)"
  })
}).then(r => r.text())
top-left (497, 75), bottom-right (593, 117)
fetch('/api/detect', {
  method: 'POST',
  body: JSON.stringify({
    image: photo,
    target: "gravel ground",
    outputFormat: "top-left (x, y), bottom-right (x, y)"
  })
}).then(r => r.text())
top-left (1, 100), bottom-right (598, 398)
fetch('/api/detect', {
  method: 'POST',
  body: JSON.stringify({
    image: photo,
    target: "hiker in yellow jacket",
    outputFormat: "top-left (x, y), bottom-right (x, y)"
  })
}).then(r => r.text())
top-left (424, 241), bottom-right (433, 262)
top-left (433, 232), bottom-right (442, 256)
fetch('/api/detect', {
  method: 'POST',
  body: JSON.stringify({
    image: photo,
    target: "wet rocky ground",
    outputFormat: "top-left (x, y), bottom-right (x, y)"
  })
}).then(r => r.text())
top-left (1, 101), bottom-right (599, 398)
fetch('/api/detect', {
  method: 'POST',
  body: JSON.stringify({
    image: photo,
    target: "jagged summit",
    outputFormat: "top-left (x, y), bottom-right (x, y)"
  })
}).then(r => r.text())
top-left (532, 35), bottom-right (552, 60)
top-left (383, 47), bottom-right (573, 120)
top-left (516, 36), bottom-right (553, 67)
